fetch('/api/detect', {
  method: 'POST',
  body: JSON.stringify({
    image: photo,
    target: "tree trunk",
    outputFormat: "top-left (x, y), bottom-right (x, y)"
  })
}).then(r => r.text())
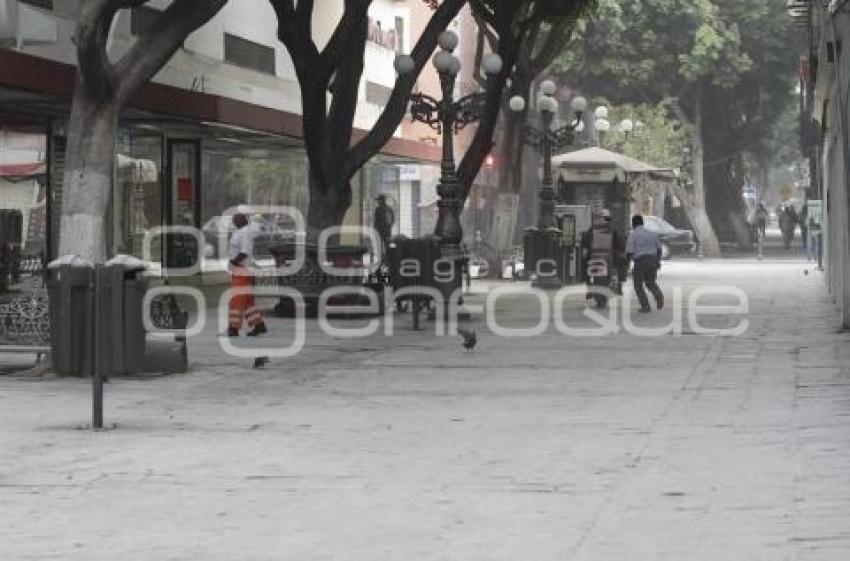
top-left (306, 170), bottom-right (352, 241)
top-left (690, 86), bottom-right (722, 257)
top-left (58, 83), bottom-right (119, 262)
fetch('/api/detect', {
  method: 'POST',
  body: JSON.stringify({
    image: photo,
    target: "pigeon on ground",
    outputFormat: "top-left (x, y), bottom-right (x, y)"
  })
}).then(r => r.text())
top-left (253, 356), bottom-right (270, 369)
top-left (457, 328), bottom-right (477, 352)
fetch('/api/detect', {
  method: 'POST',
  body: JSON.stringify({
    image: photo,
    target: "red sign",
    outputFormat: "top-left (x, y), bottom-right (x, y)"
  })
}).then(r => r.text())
top-left (177, 178), bottom-right (193, 202)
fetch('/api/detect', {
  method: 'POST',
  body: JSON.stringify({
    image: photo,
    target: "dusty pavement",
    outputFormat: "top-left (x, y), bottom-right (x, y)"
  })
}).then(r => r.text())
top-left (1, 259), bottom-right (849, 560)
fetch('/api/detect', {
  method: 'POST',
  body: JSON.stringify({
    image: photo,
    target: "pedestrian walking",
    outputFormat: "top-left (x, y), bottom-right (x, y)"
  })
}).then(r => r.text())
top-left (799, 204), bottom-right (809, 250)
top-left (626, 215), bottom-right (664, 313)
top-left (807, 209), bottom-right (822, 263)
top-left (227, 213), bottom-right (268, 337)
top-left (754, 203), bottom-right (768, 239)
top-left (373, 194), bottom-right (395, 255)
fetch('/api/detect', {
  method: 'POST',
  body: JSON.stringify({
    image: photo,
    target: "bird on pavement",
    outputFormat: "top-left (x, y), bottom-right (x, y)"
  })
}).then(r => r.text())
top-left (253, 356), bottom-right (270, 369)
top-left (457, 327), bottom-right (477, 352)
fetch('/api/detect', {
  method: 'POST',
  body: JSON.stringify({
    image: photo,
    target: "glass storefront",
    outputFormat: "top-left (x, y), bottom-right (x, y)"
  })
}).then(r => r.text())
top-left (0, 115), bottom-right (48, 257)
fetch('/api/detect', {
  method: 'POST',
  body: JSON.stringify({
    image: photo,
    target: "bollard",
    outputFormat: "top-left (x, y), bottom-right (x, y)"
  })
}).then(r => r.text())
top-left (91, 265), bottom-right (103, 430)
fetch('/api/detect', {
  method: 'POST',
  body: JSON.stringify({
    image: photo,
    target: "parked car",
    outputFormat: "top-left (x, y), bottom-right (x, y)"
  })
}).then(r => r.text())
top-left (203, 214), bottom-right (295, 259)
top-left (642, 215), bottom-right (697, 259)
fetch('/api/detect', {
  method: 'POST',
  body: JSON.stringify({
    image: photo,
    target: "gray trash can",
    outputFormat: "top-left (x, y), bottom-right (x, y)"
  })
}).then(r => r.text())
top-left (102, 256), bottom-right (149, 375)
top-left (48, 257), bottom-right (95, 376)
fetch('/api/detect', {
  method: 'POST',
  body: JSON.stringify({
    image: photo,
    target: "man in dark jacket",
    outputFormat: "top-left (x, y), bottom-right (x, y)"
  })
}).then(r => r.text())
top-left (580, 208), bottom-right (626, 289)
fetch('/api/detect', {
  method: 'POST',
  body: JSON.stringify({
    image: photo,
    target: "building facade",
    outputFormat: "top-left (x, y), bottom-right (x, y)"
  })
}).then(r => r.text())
top-left (795, 0), bottom-right (850, 328)
top-left (0, 0), bottom-right (482, 267)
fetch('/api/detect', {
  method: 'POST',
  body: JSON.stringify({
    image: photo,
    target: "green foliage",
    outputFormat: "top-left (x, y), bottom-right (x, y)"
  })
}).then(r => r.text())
top-left (601, 100), bottom-right (692, 173)
top-left (555, 0), bottom-right (802, 169)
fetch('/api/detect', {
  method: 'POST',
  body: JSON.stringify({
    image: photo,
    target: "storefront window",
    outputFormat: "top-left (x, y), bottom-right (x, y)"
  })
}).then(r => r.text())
top-left (202, 140), bottom-right (309, 235)
top-left (115, 125), bottom-right (163, 261)
top-left (0, 116), bottom-right (48, 257)
top-left (361, 157), bottom-right (439, 239)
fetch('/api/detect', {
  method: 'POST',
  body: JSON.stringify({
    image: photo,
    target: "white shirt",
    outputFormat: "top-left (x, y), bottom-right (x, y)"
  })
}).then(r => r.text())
top-left (626, 225), bottom-right (661, 258)
top-left (229, 226), bottom-right (255, 265)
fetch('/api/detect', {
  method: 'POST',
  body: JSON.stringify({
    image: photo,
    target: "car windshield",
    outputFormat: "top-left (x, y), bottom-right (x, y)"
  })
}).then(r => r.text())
top-left (643, 215), bottom-right (676, 234)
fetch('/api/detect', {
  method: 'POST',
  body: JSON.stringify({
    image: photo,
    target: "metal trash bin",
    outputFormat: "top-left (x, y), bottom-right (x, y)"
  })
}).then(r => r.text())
top-left (102, 255), bottom-right (149, 375)
top-left (47, 256), bottom-right (95, 376)
top-left (387, 236), bottom-right (442, 311)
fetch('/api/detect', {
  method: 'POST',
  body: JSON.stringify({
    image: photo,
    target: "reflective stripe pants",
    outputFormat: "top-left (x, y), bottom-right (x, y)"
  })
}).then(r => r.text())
top-left (229, 268), bottom-right (264, 330)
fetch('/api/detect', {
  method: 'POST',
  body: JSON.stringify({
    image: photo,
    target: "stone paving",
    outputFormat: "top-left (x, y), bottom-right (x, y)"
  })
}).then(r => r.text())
top-left (1, 259), bottom-right (848, 560)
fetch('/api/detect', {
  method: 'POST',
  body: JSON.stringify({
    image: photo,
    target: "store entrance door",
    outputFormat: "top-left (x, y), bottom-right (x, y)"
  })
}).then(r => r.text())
top-left (165, 139), bottom-right (201, 269)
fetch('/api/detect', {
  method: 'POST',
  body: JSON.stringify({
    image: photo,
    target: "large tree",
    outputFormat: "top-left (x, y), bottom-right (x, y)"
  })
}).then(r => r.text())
top-left (554, 0), bottom-right (800, 252)
top-left (60, 0), bottom-right (228, 262)
top-left (268, 0), bottom-right (467, 237)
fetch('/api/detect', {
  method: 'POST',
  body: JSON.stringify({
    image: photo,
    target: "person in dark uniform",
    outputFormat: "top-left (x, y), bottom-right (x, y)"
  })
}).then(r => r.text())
top-left (373, 195), bottom-right (395, 254)
top-left (580, 208), bottom-right (627, 291)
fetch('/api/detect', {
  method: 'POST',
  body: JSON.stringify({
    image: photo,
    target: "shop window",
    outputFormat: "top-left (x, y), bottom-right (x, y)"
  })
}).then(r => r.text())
top-left (224, 33), bottom-right (276, 75)
top-left (20, 0), bottom-right (53, 10)
top-left (0, 119), bottom-right (48, 257)
top-left (130, 6), bottom-right (161, 36)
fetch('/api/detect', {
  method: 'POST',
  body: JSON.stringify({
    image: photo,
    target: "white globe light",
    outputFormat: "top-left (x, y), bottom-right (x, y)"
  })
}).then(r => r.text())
top-left (482, 53), bottom-right (503, 75)
top-left (619, 118), bottom-right (634, 133)
top-left (433, 50), bottom-right (453, 72)
top-left (448, 55), bottom-right (461, 76)
top-left (595, 118), bottom-right (610, 132)
top-left (595, 105), bottom-right (609, 119)
top-left (571, 96), bottom-right (588, 113)
top-left (509, 95), bottom-right (527, 112)
top-left (540, 80), bottom-right (557, 96)
top-left (394, 54), bottom-right (415, 75)
top-left (438, 30), bottom-right (459, 51)
top-left (539, 96), bottom-right (558, 114)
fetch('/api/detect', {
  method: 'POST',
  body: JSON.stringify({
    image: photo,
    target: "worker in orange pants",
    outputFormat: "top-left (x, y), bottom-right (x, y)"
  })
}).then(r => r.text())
top-left (227, 213), bottom-right (267, 337)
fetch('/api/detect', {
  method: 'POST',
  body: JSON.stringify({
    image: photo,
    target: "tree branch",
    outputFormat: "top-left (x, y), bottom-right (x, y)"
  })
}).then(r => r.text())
top-left (345, 0), bottom-right (466, 176)
top-left (114, 0), bottom-right (228, 105)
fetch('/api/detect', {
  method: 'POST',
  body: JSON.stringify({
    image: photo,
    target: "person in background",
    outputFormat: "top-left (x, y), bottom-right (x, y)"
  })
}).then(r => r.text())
top-left (754, 203), bottom-right (768, 239)
top-left (807, 208), bottom-right (822, 263)
top-left (373, 194), bottom-right (395, 255)
top-left (799, 204), bottom-right (809, 250)
top-left (227, 213), bottom-right (267, 337)
top-left (580, 208), bottom-right (626, 291)
top-left (626, 214), bottom-right (664, 313)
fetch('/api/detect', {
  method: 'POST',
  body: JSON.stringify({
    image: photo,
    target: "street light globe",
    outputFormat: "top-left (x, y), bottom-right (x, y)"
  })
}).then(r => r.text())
top-left (482, 53), bottom-right (503, 75)
top-left (538, 96), bottom-right (558, 114)
top-left (595, 105), bottom-right (609, 120)
top-left (448, 55), bottom-right (461, 76)
top-left (540, 79), bottom-right (557, 96)
top-left (433, 50), bottom-right (454, 73)
top-left (619, 118), bottom-right (634, 134)
top-left (595, 118), bottom-right (611, 132)
top-left (570, 96), bottom-right (588, 113)
top-left (438, 30), bottom-right (459, 52)
top-left (393, 54), bottom-right (415, 75)
top-left (509, 95), bottom-right (527, 112)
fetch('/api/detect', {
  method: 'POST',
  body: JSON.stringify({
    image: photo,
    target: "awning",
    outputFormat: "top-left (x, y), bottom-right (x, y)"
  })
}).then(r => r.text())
top-left (0, 161), bottom-right (45, 177)
top-left (552, 147), bottom-right (677, 183)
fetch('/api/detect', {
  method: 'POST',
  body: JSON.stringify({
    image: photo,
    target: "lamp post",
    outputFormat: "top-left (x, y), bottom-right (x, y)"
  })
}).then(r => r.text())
top-left (510, 82), bottom-right (586, 286)
top-left (394, 32), bottom-right (503, 251)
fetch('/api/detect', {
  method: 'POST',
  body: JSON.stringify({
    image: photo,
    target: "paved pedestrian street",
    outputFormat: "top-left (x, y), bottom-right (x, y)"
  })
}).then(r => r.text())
top-left (1, 260), bottom-right (849, 560)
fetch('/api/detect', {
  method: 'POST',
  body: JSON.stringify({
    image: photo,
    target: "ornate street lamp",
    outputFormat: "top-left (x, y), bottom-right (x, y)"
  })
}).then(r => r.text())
top-left (510, 81), bottom-right (586, 286)
top-left (510, 81), bottom-right (586, 233)
top-left (394, 32), bottom-right (503, 251)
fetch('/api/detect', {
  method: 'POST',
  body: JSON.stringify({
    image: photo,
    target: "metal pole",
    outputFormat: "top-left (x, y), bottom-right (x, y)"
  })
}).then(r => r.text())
top-left (91, 265), bottom-right (103, 430)
top-left (412, 295), bottom-right (421, 331)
